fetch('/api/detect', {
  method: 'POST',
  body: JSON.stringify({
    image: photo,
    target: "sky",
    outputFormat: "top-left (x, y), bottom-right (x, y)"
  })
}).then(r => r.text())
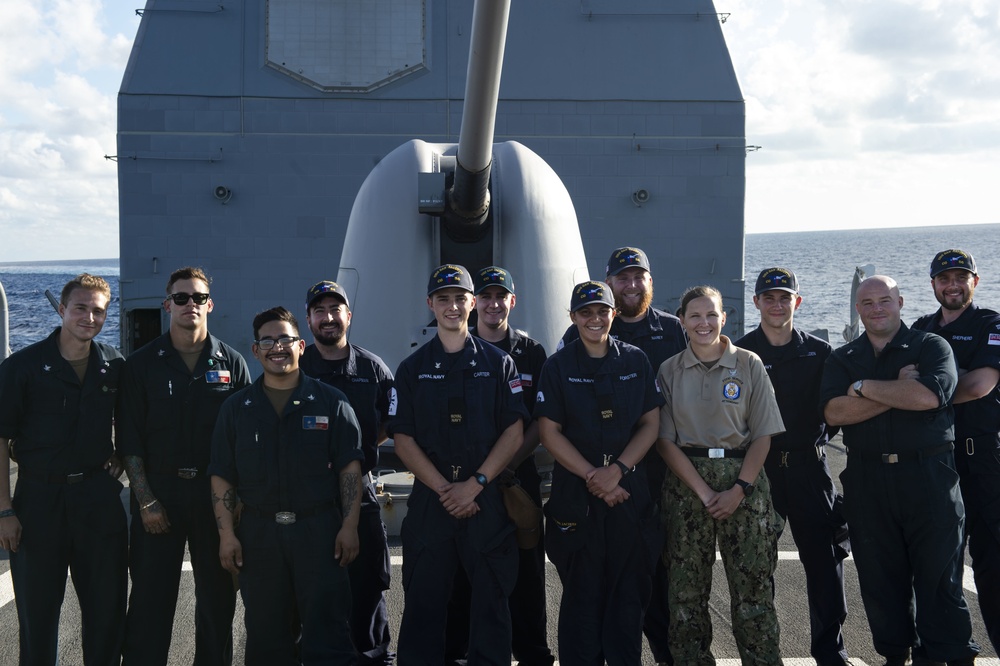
top-left (0, 0), bottom-right (998, 261)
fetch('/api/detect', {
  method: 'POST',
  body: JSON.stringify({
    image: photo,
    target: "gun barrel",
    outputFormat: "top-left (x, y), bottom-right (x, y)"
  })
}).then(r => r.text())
top-left (450, 0), bottom-right (511, 225)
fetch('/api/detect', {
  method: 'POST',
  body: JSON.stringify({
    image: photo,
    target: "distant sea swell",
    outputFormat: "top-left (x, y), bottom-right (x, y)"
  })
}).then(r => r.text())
top-left (2, 223), bottom-right (998, 353)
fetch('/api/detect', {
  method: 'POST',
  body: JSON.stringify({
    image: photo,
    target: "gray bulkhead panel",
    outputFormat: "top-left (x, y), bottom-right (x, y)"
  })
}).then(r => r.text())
top-left (118, 0), bottom-right (746, 355)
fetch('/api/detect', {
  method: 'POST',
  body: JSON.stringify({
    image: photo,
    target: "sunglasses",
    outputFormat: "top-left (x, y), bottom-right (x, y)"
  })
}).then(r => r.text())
top-left (168, 292), bottom-right (210, 305)
top-left (255, 336), bottom-right (301, 350)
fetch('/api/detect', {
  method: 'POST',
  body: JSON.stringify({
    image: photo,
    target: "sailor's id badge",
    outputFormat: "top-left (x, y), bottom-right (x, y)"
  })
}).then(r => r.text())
top-left (206, 370), bottom-right (231, 384)
top-left (303, 415), bottom-right (330, 430)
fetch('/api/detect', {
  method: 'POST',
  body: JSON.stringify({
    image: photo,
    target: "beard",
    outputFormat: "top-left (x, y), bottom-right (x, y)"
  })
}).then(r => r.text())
top-left (935, 289), bottom-right (973, 312)
top-left (617, 289), bottom-right (654, 318)
top-left (310, 325), bottom-right (345, 346)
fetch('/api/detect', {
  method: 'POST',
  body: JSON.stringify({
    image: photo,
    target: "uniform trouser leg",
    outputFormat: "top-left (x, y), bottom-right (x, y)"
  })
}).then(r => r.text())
top-left (551, 506), bottom-right (649, 666)
top-left (956, 442), bottom-right (1000, 654)
top-left (238, 517), bottom-right (304, 666)
top-left (663, 470), bottom-right (718, 666)
top-left (123, 503), bottom-right (187, 666)
top-left (12, 484), bottom-right (72, 666)
top-left (187, 484), bottom-right (237, 666)
top-left (769, 457), bottom-right (848, 664)
top-left (291, 516), bottom-right (356, 665)
top-left (399, 497), bottom-right (515, 666)
top-left (642, 453), bottom-right (672, 664)
top-left (715, 471), bottom-right (781, 666)
top-left (509, 537), bottom-right (554, 665)
top-left (349, 505), bottom-right (392, 665)
top-left (842, 455), bottom-right (978, 661)
top-left (68, 475), bottom-right (129, 666)
top-left (509, 459), bottom-right (553, 666)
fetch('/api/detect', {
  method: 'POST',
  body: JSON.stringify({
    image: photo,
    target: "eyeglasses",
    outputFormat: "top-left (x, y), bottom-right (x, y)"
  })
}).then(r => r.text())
top-left (168, 292), bottom-right (210, 305)
top-left (254, 336), bottom-right (300, 350)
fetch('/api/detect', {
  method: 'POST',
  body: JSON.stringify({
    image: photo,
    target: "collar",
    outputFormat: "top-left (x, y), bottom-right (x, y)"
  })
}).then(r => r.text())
top-left (154, 332), bottom-right (228, 371)
top-left (680, 335), bottom-right (738, 369)
top-left (304, 343), bottom-right (358, 375)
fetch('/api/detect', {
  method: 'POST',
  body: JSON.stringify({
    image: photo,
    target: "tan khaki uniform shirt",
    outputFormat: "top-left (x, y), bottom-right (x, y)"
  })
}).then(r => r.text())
top-left (657, 336), bottom-right (784, 449)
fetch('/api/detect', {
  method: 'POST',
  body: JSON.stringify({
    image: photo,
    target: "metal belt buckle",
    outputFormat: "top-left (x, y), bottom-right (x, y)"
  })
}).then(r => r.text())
top-left (708, 448), bottom-right (724, 459)
top-left (881, 453), bottom-right (899, 464)
top-left (966, 438), bottom-right (975, 456)
top-left (603, 454), bottom-right (612, 467)
top-left (275, 511), bottom-right (297, 525)
top-left (66, 472), bottom-right (84, 484)
top-left (177, 467), bottom-right (198, 480)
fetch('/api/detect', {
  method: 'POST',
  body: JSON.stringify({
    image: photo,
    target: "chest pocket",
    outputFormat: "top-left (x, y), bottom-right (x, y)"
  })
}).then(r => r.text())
top-left (296, 421), bottom-right (334, 479)
top-left (234, 416), bottom-right (267, 487)
top-left (594, 373), bottom-right (635, 456)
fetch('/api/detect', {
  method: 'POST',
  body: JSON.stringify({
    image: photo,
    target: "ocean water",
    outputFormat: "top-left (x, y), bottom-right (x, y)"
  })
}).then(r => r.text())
top-left (0, 259), bottom-right (121, 354)
top-left (2, 223), bottom-right (998, 354)
top-left (743, 223), bottom-right (1000, 346)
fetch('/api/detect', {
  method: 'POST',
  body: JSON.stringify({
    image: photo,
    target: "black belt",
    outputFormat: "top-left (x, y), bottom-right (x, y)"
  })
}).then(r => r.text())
top-left (847, 442), bottom-right (954, 464)
top-left (681, 447), bottom-right (746, 459)
top-left (18, 465), bottom-right (105, 485)
top-left (148, 466), bottom-right (201, 479)
top-left (769, 445), bottom-right (825, 468)
top-left (243, 501), bottom-right (336, 525)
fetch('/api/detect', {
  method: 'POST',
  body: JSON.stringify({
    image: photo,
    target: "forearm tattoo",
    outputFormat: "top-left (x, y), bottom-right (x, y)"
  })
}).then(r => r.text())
top-left (340, 472), bottom-right (359, 518)
top-left (211, 488), bottom-right (239, 514)
top-left (123, 456), bottom-right (154, 505)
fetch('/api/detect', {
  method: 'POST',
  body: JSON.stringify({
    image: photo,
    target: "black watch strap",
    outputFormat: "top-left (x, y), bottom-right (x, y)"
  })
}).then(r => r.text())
top-left (613, 459), bottom-right (631, 477)
top-left (473, 473), bottom-right (488, 487)
top-left (734, 478), bottom-right (754, 497)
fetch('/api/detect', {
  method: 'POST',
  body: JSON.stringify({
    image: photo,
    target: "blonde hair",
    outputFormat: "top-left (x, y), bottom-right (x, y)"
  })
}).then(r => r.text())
top-left (60, 274), bottom-right (111, 305)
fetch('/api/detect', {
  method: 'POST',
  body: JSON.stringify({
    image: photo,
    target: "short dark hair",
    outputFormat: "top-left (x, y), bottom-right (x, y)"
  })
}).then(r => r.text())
top-left (166, 267), bottom-right (211, 294)
top-left (60, 274), bottom-right (111, 306)
top-left (252, 306), bottom-right (299, 340)
top-left (678, 285), bottom-right (723, 316)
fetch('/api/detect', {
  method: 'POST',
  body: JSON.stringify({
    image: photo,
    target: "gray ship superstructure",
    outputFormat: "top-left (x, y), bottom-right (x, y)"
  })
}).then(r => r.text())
top-left (117, 0), bottom-right (747, 368)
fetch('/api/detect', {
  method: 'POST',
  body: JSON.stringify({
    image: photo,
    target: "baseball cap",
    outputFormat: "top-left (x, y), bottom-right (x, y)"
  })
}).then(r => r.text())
top-left (930, 249), bottom-right (977, 278)
top-left (306, 281), bottom-right (350, 310)
top-left (606, 247), bottom-right (651, 278)
top-left (427, 264), bottom-right (474, 296)
top-left (754, 268), bottom-right (799, 296)
top-left (475, 266), bottom-right (515, 295)
top-left (570, 281), bottom-right (616, 312)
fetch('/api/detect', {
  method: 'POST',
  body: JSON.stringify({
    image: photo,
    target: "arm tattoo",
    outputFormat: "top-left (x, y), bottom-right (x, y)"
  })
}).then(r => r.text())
top-left (124, 456), bottom-right (154, 505)
top-left (340, 472), bottom-right (359, 518)
top-left (223, 488), bottom-right (239, 513)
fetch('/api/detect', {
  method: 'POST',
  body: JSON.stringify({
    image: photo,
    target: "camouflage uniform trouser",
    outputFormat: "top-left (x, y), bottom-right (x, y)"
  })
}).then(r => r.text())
top-left (663, 457), bottom-right (781, 666)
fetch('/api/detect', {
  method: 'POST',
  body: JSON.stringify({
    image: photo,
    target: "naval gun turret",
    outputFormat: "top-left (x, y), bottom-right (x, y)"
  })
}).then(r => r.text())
top-left (336, 0), bottom-right (589, 370)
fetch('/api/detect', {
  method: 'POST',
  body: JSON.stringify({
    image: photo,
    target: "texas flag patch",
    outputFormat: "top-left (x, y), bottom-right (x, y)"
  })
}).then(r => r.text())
top-left (509, 377), bottom-right (523, 394)
top-left (303, 416), bottom-right (330, 430)
top-left (519, 373), bottom-right (533, 387)
top-left (205, 370), bottom-right (231, 384)
top-left (989, 333), bottom-right (1000, 346)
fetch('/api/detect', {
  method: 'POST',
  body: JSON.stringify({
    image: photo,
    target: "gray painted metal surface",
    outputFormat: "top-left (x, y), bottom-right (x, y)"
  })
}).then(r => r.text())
top-left (118, 0), bottom-right (747, 361)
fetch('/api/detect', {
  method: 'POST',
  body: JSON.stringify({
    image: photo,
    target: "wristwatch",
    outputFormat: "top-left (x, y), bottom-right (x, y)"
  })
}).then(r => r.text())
top-left (734, 479), bottom-right (755, 497)
top-left (473, 472), bottom-right (489, 488)
top-left (852, 379), bottom-right (865, 397)
top-left (613, 459), bottom-right (632, 477)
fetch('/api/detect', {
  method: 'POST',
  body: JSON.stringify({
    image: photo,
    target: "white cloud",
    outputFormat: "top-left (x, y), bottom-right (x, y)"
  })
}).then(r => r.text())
top-left (724, 0), bottom-right (1000, 232)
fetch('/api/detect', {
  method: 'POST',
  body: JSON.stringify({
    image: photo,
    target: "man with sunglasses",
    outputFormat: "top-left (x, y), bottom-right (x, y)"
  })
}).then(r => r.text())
top-left (210, 306), bottom-right (363, 664)
top-left (119, 266), bottom-right (251, 666)
top-left (299, 280), bottom-right (395, 665)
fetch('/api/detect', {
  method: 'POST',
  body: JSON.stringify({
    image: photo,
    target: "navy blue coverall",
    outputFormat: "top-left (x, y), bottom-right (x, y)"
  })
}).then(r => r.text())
top-left (915, 303), bottom-right (1000, 653)
top-left (209, 372), bottom-right (364, 666)
top-left (820, 323), bottom-right (979, 662)
top-left (440, 326), bottom-right (555, 666)
top-left (118, 332), bottom-right (250, 666)
top-left (536, 337), bottom-right (664, 666)
top-left (561, 304), bottom-right (685, 663)
top-left (388, 334), bottom-right (527, 666)
top-left (736, 326), bottom-right (850, 666)
top-left (0, 328), bottom-right (128, 666)
top-left (301, 343), bottom-right (395, 665)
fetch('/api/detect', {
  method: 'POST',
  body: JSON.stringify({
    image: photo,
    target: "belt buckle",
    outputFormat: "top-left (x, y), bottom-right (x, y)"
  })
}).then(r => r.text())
top-left (780, 451), bottom-right (789, 468)
top-left (708, 448), bottom-right (724, 459)
top-left (966, 438), bottom-right (975, 456)
top-left (275, 511), bottom-right (296, 525)
top-left (881, 453), bottom-right (899, 464)
top-left (177, 467), bottom-right (198, 480)
top-left (66, 472), bottom-right (84, 484)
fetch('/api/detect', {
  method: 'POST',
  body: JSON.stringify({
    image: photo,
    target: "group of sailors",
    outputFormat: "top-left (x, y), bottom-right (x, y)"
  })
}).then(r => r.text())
top-left (0, 245), bottom-right (997, 666)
